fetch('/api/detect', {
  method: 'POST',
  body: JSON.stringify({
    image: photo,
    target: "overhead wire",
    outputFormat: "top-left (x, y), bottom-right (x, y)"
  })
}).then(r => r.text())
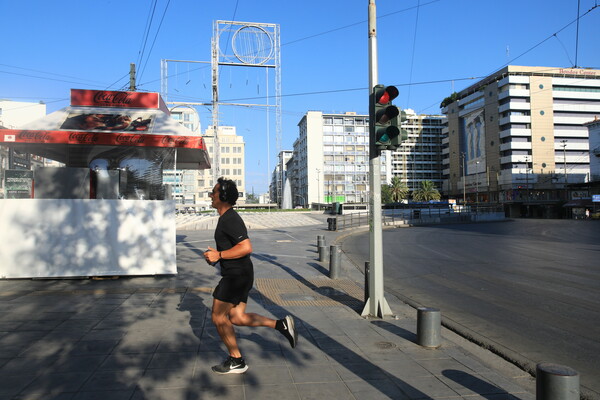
top-left (406, 0), bottom-right (421, 107)
top-left (138, 0), bottom-right (172, 83)
top-left (136, 0), bottom-right (159, 70)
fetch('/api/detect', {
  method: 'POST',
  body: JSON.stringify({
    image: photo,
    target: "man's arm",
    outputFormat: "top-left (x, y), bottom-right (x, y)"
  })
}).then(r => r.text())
top-left (205, 239), bottom-right (252, 264)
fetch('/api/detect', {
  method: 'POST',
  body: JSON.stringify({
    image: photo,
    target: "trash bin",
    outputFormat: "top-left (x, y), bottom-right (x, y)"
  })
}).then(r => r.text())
top-left (327, 217), bottom-right (337, 231)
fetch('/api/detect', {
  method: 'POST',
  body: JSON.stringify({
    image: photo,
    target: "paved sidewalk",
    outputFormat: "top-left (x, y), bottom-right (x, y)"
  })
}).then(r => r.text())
top-left (0, 219), bottom-right (535, 399)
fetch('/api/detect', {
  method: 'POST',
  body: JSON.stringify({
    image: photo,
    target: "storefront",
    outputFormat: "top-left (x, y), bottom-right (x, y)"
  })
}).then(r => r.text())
top-left (0, 89), bottom-right (210, 278)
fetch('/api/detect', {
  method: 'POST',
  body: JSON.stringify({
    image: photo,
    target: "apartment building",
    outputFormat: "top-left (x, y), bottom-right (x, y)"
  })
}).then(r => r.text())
top-left (270, 150), bottom-right (293, 207)
top-left (385, 109), bottom-right (445, 192)
top-left (288, 110), bottom-right (446, 208)
top-left (196, 126), bottom-right (246, 206)
top-left (442, 65), bottom-right (600, 217)
top-left (292, 111), bottom-right (370, 207)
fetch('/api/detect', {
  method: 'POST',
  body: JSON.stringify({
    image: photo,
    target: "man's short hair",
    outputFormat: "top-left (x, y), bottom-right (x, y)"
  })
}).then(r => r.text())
top-left (217, 177), bottom-right (239, 205)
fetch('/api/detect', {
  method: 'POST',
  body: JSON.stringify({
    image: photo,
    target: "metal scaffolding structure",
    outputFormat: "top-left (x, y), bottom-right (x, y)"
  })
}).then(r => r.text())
top-left (160, 20), bottom-right (281, 195)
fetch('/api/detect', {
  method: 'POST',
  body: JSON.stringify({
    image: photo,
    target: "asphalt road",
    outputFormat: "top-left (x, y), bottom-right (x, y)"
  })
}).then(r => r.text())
top-left (341, 219), bottom-right (600, 398)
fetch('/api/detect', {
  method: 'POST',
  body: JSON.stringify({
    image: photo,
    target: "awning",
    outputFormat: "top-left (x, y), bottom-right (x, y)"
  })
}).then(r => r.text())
top-left (563, 199), bottom-right (594, 208)
top-left (0, 89), bottom-right (210, 170)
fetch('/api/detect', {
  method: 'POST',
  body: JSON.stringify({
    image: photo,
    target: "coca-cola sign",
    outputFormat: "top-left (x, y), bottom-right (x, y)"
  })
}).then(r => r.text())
top-left (71, 89), bottom-right (160, 109)
top-left (68, 132), bottom-right (99, 144)
top-left (116, 134), bottom-right (145, 145)
top-left (161, 136), bottom-right (189, 147)
top-left (17, 131), bottom-right (52, 142)
top-left (93, 92), bottom-right (133, 106)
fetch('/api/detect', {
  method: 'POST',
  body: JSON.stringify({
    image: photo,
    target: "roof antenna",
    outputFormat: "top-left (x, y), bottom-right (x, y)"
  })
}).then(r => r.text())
top-left (574, 0), bottom-right (581, 68)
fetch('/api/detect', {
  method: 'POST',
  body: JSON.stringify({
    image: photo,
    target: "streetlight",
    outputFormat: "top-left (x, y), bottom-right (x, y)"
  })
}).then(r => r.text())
top-left (461, 152), bottom-right (466, 204)
top-left (316, 168), bottom-right (321, 210)
top-left (475, 161), bottom-right (480, 204)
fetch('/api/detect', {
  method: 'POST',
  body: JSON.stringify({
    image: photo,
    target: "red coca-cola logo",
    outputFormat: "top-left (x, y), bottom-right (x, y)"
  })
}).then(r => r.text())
top-left (17, 131), bottom-right (51, 141)
top-left (69, 132), bottom-right (99, 144)
top-left (161, 136), bottom-right (189, 146)
top-left (93, 92), bottom-right (133, 106)
top-left (116, 134), bottom-right (145, 145)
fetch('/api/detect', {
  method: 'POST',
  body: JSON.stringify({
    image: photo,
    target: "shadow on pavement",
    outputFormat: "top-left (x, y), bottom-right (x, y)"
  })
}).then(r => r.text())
top-left (442, 369), bottom-right (519, 399)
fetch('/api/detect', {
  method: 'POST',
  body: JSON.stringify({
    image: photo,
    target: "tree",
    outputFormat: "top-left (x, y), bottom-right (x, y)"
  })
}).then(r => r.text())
top-left (412, 180), bottom-right (441, 202)
top-left (440, 92), bottom-right (458, 108)
top-left (245, 192), bottom-right (259, 204)
top-left (389, 176), bottom-right (409, 203)
top-left (381, 184), bottom-right (392, 204)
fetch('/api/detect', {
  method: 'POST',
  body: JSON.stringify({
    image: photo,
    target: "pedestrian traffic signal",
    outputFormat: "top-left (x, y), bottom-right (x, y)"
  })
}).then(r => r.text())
top-left (370, 84), bottom-right (401, 152)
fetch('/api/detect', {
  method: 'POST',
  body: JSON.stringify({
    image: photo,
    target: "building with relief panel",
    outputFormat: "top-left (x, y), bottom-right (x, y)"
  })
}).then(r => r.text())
top-left (442, 66), bottom-right (600, 217)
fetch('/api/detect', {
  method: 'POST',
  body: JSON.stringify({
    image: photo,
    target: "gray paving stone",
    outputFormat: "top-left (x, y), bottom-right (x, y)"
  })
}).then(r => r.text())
top-left (295, 382), bottom-right (354, 399)
top-left (147, 352), bottom-right (196, 370)
top-left (72, 390), bottom-right (134, 400)
top-left (346, 378), bottom-right (411, 400)
top-left (393, 375), bottom-right (460, 399)
top-left (98, 353), bottom-right (153, 371)
top-left (244, 383), bottom-right (301, 400)
top-left (288, 364), bottom-right (341, 384)
top-left (0, 373), bottom-right (38, 398)
top-left (80, 369), bottom-right (144, 392)
top-left (19, 371), bottom-right (93, 396)
top-left (139, 367), bottom-right (194, 389)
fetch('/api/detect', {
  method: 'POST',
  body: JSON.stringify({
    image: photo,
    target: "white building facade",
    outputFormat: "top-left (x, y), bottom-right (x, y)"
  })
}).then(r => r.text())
top-left (442, 66), bottom-right (600, 217)
top-left (293, 111), bottom-right (370, 207)
top-left (585, 118), bottom-right (600, 182)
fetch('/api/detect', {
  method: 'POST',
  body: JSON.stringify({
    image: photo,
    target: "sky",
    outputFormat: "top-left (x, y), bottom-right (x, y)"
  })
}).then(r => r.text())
top-left (1, 0), bottom-right (599, 194)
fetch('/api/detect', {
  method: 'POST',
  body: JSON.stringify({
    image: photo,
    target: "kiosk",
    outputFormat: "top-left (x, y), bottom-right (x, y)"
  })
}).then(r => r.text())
top-left (0, 89), bottom-right (210, 279)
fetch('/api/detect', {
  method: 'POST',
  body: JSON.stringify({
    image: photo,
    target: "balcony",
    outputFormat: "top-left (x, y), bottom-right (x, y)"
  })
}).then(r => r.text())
top-left (499, 115), bottom-right (531, 126)
top-left (498, 101), bottom-right (531, 114)
top-left (498, 89), bottom-right (530, 100)
top-left (500, 141), bottom-right (531, 151)
top-left (499, 128), bottom-right (531, 138)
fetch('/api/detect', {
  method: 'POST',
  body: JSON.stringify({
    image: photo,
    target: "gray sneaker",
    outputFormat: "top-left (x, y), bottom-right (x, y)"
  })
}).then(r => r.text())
top-left (211, 356), bottom-right (248, 374)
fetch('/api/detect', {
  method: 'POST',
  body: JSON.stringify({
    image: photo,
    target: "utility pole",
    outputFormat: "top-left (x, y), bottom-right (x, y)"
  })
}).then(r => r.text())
top-left (525, 156), bottom-right (530, 217)
top-left (461, 152), bottom-right (466, 204)
top-left (129, 63), bottom-right (136, 91)
top-left (362, 0), bottom-right (392, 318)
top-left (561, 140), bottom-right (568, 184)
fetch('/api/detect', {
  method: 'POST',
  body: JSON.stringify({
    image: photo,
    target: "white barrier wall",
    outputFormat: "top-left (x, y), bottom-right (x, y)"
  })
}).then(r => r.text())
top-left (0, 199), bottom-right (176, 279)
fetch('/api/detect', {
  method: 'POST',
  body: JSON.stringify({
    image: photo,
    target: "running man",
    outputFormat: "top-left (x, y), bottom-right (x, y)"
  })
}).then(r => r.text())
top-left (204, 177), bottom-right (298, 374)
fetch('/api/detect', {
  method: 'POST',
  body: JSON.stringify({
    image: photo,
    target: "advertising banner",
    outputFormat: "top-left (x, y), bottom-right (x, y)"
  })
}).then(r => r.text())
top-left (60, 112), bottom-right (155, 133)
top-left (461, 110), bottom-right (486, 175)
top-left (4, 169), bottom-right (33, 199)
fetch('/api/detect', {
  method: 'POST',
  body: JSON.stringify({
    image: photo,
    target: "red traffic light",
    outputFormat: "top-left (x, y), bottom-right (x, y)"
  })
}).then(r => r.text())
top-left (375, 86), bottom-right (399, 105)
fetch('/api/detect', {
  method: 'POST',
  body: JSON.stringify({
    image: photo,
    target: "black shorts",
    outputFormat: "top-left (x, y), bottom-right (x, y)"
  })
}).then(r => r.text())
top-left (213, 274), bottom-right (254, 305)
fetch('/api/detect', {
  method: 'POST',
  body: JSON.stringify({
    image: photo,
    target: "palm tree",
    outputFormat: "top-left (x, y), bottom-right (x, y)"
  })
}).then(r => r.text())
top-left (389, 176), bottom-right (409, 202)
top-left (412, 180), bottom-right (441, 202)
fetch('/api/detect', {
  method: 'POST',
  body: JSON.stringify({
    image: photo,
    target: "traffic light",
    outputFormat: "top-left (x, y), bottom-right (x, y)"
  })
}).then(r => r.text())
top-left (390, 109), bottom-right (408, 148)
top-left (370, 84), bottom-right (401, 152)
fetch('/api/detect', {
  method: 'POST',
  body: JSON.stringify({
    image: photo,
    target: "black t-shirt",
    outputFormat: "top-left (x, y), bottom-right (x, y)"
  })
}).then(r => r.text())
top-left (214, 208), bottom-right (253, 276)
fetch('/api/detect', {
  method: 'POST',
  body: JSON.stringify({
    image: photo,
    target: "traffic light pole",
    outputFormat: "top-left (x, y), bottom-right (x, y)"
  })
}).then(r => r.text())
top-left (362, 0), bottom-right (392, 318)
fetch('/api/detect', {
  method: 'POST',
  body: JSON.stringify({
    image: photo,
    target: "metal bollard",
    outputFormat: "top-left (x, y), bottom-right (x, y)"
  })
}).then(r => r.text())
top-left (417, 307), bottom-right (441, 348)
top-left (318, 245), bottom-right (328, 262)
top-left (317, 235), bottom-right (325, 248)
top-left (329, 244), bottom-right (341, 279)
top-left (536, 363), bottom-right (579, 400)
